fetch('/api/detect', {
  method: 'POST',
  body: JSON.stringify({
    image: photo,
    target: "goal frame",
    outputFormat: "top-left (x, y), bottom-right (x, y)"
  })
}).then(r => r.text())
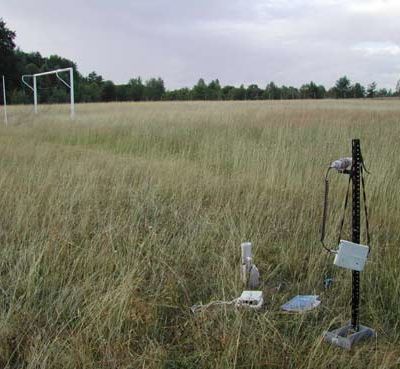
top-left (22, 67), bottom-right (75, 119)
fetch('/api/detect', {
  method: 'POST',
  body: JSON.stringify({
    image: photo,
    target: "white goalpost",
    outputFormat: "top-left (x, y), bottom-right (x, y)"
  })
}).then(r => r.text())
top-left (2, 75), bottom-right (8, 126)
top-left (22, 67), bottom-right (75, 119)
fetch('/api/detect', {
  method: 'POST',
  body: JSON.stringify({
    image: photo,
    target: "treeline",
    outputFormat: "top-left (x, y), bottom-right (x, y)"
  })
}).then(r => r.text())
top-left (7, 61), bottom-right (397, 105)
top-left (164, 78), bottom-right (396, 100)
top-left (1, 18), bottom-right (399, 105)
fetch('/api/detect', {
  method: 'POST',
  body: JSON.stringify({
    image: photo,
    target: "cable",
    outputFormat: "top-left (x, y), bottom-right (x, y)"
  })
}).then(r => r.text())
top-left (337, 176), bottom-right (351, 244)
top-left (360, 152), bottom-right (371, 175)
top-left (320, 167), bottom-right (335, 253)
top-left (361, 167), bottom-right (371, 247)
top-left (190, 298), bottom-right (239, 314)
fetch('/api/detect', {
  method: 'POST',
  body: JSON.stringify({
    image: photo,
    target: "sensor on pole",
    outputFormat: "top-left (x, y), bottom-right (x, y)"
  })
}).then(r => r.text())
top-left (322, 139), bottom-right (376, 349)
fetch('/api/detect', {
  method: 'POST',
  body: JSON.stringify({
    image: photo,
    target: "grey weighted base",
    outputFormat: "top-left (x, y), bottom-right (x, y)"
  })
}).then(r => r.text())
top-left (323, 323), bottom-right (376, 350)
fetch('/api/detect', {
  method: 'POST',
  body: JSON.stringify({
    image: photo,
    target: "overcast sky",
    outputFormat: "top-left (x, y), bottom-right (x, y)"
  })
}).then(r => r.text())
top-left (3, 0), bottom-right (400, 89)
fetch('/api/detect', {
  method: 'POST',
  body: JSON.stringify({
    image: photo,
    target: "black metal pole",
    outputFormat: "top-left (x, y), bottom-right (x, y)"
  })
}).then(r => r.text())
top-left (351, 139), bottom-right (361, 331)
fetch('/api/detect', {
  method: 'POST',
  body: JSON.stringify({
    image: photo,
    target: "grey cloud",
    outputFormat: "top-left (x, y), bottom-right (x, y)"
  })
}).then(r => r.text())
top-left (2, 0), bottom-right (400, 89)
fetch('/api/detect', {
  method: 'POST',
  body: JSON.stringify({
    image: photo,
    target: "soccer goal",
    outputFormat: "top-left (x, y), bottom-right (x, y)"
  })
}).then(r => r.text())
top-left (22, 67), bottom-right (75, 119)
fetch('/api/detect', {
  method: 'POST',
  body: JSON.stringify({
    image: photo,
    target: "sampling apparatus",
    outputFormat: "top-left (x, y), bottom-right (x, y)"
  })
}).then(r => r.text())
top-left (321, 139), bottom-right (376, 349)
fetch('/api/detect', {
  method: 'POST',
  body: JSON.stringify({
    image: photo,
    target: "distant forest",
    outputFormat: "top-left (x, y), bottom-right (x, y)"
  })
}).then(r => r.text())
top-left (1, 18), bottom-right (399, 105)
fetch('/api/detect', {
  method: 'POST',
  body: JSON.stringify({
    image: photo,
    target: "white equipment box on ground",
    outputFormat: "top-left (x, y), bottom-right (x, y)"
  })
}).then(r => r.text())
top-left (236, 291), bottom-right (263, 310)
top-left (334, 240), bottom-right (369, 272)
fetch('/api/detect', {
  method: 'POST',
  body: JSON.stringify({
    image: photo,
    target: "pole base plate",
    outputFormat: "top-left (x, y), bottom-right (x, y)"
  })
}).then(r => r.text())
top-left (323, 323), bottom-right (376, 350)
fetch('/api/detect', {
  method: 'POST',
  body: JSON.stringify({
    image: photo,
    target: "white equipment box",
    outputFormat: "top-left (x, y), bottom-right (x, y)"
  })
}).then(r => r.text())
top-left (236, 290), bottom-right (263, 310)
top-left (334, 240), bottom-right (369, 272)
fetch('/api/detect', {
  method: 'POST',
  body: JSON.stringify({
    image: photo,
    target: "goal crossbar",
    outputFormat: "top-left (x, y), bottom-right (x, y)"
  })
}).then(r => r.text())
top-left (22, 67), bottom-right (75, 119)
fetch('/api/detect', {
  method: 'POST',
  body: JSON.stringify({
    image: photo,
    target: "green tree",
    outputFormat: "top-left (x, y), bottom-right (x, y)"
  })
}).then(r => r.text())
top-left (79, 82), bottom-right (102, 102)
top-left (395, 80), bottom-right (400, 97)
top-left (206, 79), bottom-right (221, 100)
top-left (232, 85), bottom-right (246, 100)
top-left (300, 82), bottom-right (325, 99)
top-left (283, 86), bottom-right (300, 99)
top-left (127, 77), bottom-right (144, 101)
top-left (144, 78), bottom-right (165, 101)
top-left (164, 87), bottom-right (191, 100)
top-left (264, 82), bottom-right (281, 100)
top-left (44, 54), bottom-right (76, 72)
top-left (222, 86), bottom-right (243, 100)
top-left (221, 85), bottom-right (235, 100)
top-left (175, 87), bottom-right (191, 100)
top-left (78, 71), bottom-right (103, 102)
top-left (0, 18), bottom-right (17, 96)
top-left (87, 71), bottom-right (103, 84)
top-left (47, 88), bottom-right (68, 103)
top-left (116, 84), bottom-right (130, 101)
top-left (280, 86), bottom-right (290, 99)
top-left (376, 88), bottom-right (390, 98)
top-left (101, 80), bottom-right (116, 102)
top-left (335, 76), bottom-right (351, 98)
top-left (350, 83), bottom-right (365, 98)
top-left (24, 63), bottom-right (40, 75)
top-left (192, 78), bottom-right (207, 100)
top-left (366, 82), bottom-right (377, 98)
top-left (246, 84), bottom-right (262, 100)
top-left (15, 50), bottom-right (44, 71)
top-left (326, 87), bottom-right (336, 98)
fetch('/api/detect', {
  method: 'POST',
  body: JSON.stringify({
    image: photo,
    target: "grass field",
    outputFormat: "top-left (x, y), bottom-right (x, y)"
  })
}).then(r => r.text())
top-left (0, 100), bottom-right (399, 369)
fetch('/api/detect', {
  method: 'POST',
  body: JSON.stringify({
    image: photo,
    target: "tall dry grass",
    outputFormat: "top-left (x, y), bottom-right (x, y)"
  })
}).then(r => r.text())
top-left (0, 100), bottom-right (399, 368)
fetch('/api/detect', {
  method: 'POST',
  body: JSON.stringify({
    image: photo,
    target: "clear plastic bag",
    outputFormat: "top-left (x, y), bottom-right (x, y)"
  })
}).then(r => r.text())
top-left (281, 295), bottom-right (321, 312)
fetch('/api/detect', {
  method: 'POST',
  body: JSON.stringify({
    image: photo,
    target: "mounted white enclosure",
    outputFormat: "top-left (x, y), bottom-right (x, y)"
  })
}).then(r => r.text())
top-left (334, 240), bottom-right (369, 272)
top-left (22, 67), bottom-right (75, 119)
